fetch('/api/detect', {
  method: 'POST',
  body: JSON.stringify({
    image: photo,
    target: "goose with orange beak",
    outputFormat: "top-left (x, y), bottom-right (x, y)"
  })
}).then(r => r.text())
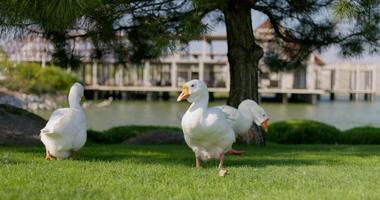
top-left (178, 80), bottom-right (269, 173)
top-left (217, 99), bottom-right (269, 154)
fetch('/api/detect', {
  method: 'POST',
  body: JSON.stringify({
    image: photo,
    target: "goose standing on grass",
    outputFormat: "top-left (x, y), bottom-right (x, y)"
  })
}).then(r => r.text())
top-left (40, 83), bottom-right (87, 160)
top-left (177, 80), bottom-right (269, 172)
top-left (217, 99), bottom-right (269, 154)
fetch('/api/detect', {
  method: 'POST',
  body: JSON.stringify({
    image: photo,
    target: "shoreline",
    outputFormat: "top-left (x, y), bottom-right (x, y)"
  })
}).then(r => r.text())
top-left (0, 87), bottom-right (66, 111)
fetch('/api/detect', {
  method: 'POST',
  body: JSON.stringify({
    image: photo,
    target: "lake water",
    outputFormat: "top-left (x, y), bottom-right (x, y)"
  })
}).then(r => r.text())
top-left (35, 96), bottom-right (380, 131)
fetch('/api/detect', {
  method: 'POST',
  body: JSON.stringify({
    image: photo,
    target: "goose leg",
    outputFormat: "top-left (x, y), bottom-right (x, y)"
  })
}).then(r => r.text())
top-left (226, 149), bottom-right (245, 155)
top-left (218, 153), bottom-right (228, 176)
top-left (45, 149), bottom-right (54, 160)
top-left (195, 155), bottom-right (201, 168)
top-left (218, 153), bottom-right (225, 169)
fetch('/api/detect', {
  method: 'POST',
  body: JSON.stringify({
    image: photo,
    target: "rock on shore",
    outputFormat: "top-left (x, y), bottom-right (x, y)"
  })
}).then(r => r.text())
top-left (0, 88), bottom-right (60, 111)
top-left (0, 104), bottom-right (46, 145)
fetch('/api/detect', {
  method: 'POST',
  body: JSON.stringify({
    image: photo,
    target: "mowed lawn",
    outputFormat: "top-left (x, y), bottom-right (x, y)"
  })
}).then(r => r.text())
top-left (0, 144), bottom-right (379, 200)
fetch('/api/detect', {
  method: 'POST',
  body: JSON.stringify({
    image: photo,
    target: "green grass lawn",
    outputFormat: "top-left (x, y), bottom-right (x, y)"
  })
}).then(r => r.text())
top-left (0, 144), bottom-right (379, 200)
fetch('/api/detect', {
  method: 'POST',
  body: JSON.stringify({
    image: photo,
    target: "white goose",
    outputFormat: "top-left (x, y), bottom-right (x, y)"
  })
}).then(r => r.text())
top-left (177, 80), bottom-right (269, 169)
top-left (217, 100), bottom-right (269, 154)
top-left (40, 83), bottom-right (87, 160)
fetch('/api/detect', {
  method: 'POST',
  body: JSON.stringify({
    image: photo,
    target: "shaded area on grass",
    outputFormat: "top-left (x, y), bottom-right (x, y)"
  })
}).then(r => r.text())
top-left (6, 144), bottom-right (380, 167)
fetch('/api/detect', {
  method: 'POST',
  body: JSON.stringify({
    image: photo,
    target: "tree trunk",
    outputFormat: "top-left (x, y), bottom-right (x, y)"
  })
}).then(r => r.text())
top-left (224, 1), bottom-right (263, 107)
top-left (223, 1), bottom-right (265, 145)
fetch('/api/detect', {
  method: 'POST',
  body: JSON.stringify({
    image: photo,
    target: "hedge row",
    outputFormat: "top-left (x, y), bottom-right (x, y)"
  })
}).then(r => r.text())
top-left (87, 125), bottom-right (181, 144)
top-left (266, 120), bottom-right (380, 144)
top-left (0, 61), bottom-right (77, 94)
top-left (87, 121), bottom-right (380, 145)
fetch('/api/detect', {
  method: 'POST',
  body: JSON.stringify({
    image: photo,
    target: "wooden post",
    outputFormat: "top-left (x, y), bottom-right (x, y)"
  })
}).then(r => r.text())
top-left (332, 69), bottom-right (337, 94)
top-left (199, 62), bottom-right (205, 82)
top-left (143, 61), bottom-right (151, 86)
top-left (226, 64), bottom-right (230, 90)
top-left (364, 93), bottom-right (375, 102)
top-left (372, 68), bottom-right (376, 101)
top-left (209, 40), bottom-right (213, 60)
top-left (330, 93), bottom-right (335, 101)
top-left (131, 65), bottom-right (138, 86)
top-left (310, 94), bottom-right (317, 104)
top-left (370, 93), bottom-right (376, 102)
top-left (364, 93), bottom-right (369, 101)
top-left (92, 61), bottom-right (98, 86)
top-left (121, 92), bottom-right (127, 100)
top-left (350, 93), bottom-right (359, 101)
top-left (282, 93), bottom-right (288, 104)
top-left (110, 64), bottom-right (116, 86)
top-left (199, 36), bottom-right (207, 82)
top-left (41, 52), bottom-right (46, 68)
top-left (118, 65), bottom-right (124, 86)
top-left (93, 91), bottom-right (99, 100)
top-left (171, 54), bottom-right (178, 88)
top-left (355, 67), bottom-right (359, 100)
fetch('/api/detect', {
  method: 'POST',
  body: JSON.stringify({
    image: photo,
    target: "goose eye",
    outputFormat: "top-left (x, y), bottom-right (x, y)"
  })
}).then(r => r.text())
top-left (191, 84), bottom-right (195, 88)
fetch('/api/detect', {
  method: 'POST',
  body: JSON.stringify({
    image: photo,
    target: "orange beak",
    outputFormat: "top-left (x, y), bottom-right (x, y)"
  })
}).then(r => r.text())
top-left (177, 85), bottom-right (190, 102)
top-left (261, 119), bottom-right (269, 132)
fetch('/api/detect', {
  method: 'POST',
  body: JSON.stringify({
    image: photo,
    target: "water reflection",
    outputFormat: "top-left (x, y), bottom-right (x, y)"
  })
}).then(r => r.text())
top-left (36, 98), bottom-right (379, 131)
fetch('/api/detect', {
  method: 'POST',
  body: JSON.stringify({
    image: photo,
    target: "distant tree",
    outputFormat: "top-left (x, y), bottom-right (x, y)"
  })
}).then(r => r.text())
top-left (0, 0), bottom-right (379, 144)
top-left (0, 1), bottom-right (207, 68)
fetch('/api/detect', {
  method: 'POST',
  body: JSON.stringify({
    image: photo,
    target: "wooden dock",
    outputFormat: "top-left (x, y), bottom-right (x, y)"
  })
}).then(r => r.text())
top-left (3, 30), bottom-right (379, 103)
top-left (82, 60), bottom-right (379, 104)
top-left (79, 39), bottom-right (378, 104)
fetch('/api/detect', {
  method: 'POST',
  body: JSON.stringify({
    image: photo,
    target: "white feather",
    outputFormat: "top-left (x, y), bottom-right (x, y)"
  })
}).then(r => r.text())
top-left (215, 99), bottom-right (270, 137)
top-left (180, 80), bottom-right (235, 160)
top-left (40, 83), bottom-right (87, 159)
top-left (180, 80), bottom-right (270, 161)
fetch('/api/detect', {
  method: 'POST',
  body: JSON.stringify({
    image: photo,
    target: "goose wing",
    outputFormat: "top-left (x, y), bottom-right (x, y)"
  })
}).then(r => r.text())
top-left (213, 105), bottom-right (242, 133)
top-left (40, 108), bottom-right (69, 135)
top-left (40, 108), bottom-right (81, 136)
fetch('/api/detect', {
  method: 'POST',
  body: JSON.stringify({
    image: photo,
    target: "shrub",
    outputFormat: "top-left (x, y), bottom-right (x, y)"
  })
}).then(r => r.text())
top-left (341, 127), bottom-right (380, 144)
top-left (0, 61), bottom-right (77, 94)
top-left (266, 120), bottom-right (342, 144)
top-left (87, 125), bottom-right (181, 144)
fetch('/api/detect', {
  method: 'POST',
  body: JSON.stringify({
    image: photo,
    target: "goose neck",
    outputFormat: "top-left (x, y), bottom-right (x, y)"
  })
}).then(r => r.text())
top-left (68, 93), bottom-right (81, 109)
top-left (188, 93), bottom-right (209, 112)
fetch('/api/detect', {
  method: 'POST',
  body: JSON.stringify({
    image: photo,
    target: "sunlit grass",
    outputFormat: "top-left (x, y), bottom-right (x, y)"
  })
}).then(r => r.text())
top-left (0, 144), bottom-right (379, 200)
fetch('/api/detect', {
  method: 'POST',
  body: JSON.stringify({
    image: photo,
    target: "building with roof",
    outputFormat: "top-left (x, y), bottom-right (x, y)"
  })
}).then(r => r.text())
top-left (1, 20), bottom-right (378, 103)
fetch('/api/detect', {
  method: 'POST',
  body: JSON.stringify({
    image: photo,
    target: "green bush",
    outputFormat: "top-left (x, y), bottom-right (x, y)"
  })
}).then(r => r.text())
top-left (87, 125), bottom-right (181, 144)
top-left (267, 120), bottom-right (342, 144)
top-left (341, 127), bottom-right (380, 144)
top-left (0, 61), bottom-right (77, 94)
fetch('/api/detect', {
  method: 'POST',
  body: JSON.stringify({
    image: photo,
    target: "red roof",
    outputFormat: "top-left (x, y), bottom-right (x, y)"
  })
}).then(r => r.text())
top-left (256, 19), bottom-right (273, 30)
top-left (256, 19), bottom-right (326, 66)
top-left (313, 55), bottom-right (325, 65)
